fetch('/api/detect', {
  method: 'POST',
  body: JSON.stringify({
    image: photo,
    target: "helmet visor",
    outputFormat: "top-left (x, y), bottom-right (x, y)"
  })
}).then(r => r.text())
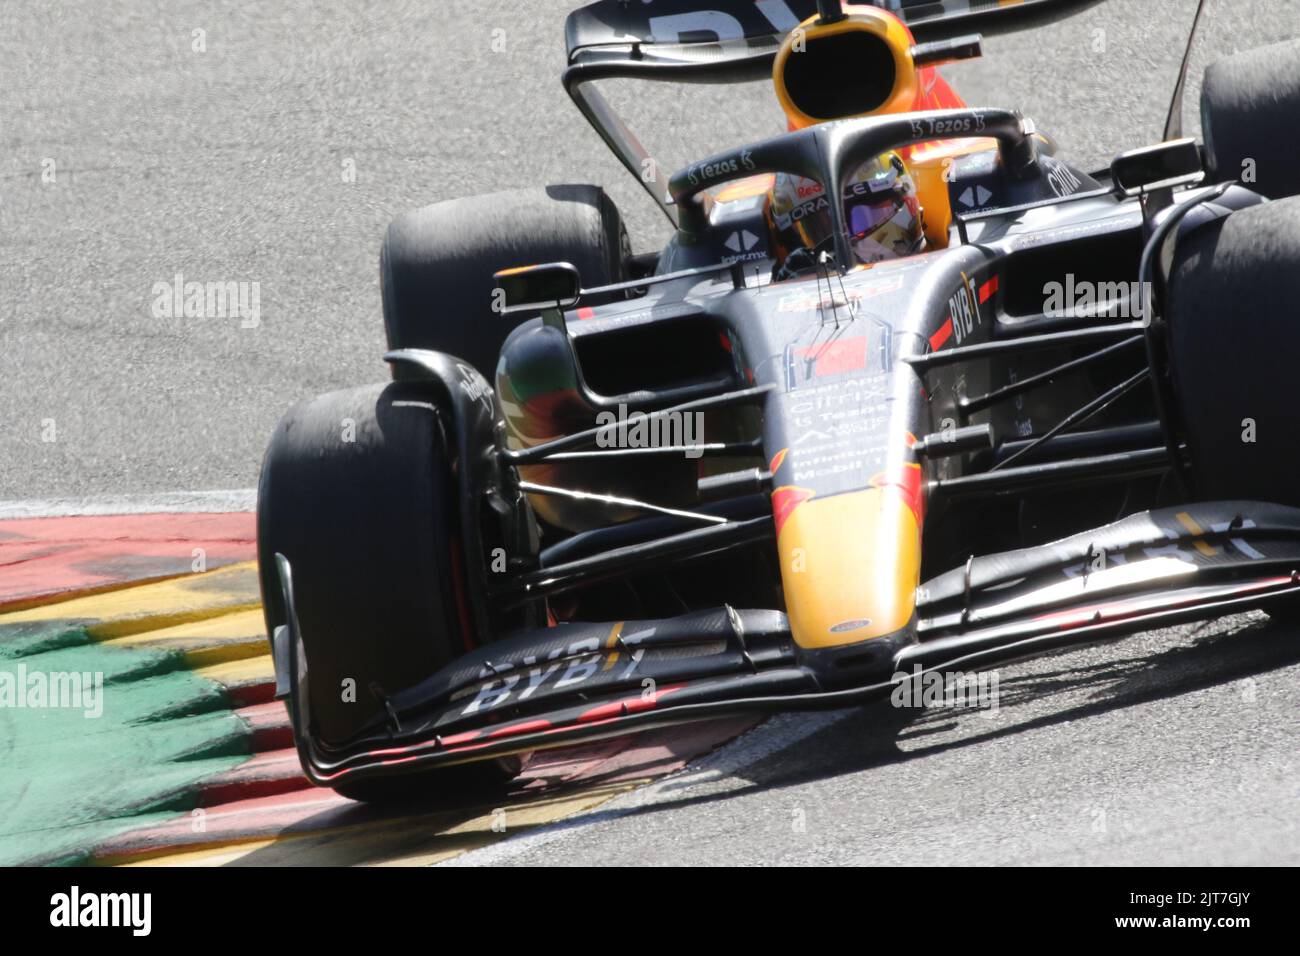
top-left (848, 197), bottom-right (903, 239)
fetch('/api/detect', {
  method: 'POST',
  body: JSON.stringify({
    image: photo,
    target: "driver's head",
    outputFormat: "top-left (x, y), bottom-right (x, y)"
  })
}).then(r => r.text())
top-left (769, 150), bottom-right (923, 268)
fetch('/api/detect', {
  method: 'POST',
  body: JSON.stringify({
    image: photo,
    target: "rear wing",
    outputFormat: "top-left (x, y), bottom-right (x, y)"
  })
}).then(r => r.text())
top-left (562, 0), bottom-right (1085, 222)
top-left (568, 0), bottom-right (1078, 65)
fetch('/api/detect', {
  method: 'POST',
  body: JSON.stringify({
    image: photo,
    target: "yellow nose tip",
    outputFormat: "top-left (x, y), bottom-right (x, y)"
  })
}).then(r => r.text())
top-left (776, 486), bottom-right (921, 648)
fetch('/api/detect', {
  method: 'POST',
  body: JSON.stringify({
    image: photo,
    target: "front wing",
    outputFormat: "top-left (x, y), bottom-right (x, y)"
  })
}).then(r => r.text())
top-left (273, 500), bottom-right (1300, 787)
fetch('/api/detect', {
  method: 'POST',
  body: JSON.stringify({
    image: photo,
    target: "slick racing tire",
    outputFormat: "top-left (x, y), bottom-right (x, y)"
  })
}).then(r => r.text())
top-left (380, 184), bottom-right (629, 379)
top-left (257, 381), bottom-right (519, 803)
top-left (1202, 38), bottom-right (1300, 199)
top-left (1165, 195), bottom-right (1300, 506)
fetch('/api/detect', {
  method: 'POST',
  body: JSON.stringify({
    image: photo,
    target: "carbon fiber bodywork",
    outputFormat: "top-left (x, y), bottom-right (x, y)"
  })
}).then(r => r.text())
top-left (275, 501), bottom-right (1300, 785)
top-left (264, 3), bottom-right (1295, 791)
top-left (269, 114), bottom-right (1291, 786)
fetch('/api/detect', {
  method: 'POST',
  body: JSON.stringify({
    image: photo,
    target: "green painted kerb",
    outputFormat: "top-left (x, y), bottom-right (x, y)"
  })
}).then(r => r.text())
top-left (0, 620), bottom-right (252, 866)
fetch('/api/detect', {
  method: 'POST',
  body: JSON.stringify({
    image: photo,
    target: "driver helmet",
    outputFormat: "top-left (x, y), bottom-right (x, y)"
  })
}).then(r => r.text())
top-left (769, 150), bottom-right (924, 268)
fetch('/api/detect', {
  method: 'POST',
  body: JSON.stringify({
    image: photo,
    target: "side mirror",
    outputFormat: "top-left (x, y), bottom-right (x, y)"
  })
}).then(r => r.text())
top-left (1110, 138), bottom-right (1204, 196)
top-left (493, 262), bottom-right (582, 315)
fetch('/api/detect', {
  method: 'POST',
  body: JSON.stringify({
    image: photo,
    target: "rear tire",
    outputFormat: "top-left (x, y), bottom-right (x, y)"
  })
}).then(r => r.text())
top-left (1202, 38), bottom-right (1300, 199)
top-left (257, 381), bottom-right (520, 802)
top-left (381, 184), bottom-right (629, 379)
top-left (1166, 196), bottom-right (1300, 504)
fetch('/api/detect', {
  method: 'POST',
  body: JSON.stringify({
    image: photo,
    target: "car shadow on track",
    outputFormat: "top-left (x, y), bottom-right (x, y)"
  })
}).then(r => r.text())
top-left (519, 612), bottom-right (1300, 833)
top-left (225, 613), bottom-right (1299, 861)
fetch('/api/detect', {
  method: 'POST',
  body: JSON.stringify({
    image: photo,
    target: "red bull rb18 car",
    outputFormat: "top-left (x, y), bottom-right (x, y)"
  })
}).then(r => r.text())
top-left (257, 0), bottom-right (1300, 802)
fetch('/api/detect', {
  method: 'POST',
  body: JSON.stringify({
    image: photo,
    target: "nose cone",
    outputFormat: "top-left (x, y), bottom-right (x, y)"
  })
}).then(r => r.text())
top-left (776, 482), bottom-right (921, 649)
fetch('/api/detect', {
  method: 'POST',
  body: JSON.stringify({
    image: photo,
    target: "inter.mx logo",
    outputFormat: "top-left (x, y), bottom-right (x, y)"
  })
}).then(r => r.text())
top-left (50, 886), bottom-right (151, 936)
top-left (722, 229), bottom-right (764, 264)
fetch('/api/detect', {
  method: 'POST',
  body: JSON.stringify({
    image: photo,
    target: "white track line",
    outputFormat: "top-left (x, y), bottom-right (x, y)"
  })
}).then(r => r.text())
top-left (0, 489), bottom-right (257, 519)
top-left (439, 709), bottom-right (858, 867)
top-left (1, 486), bottom-right (834, 867)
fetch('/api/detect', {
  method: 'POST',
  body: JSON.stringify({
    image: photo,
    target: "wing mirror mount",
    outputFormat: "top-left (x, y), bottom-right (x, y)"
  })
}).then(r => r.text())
top-left (493, 262), bottom-right (582, 323)
top-left (1110, 138), bottom-right (1205, 197)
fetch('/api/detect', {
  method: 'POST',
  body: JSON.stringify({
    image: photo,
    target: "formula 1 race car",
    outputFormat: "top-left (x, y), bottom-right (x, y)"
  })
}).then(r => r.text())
top-left (258, 0), bottom-right (1300, 802)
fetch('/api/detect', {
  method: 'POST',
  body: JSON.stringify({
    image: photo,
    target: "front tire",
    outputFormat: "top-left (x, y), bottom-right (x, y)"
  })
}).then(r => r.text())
top-left (257, 381), bottom-right (519, 802)
top-left (1166, 196), bottom-right (1300, 505)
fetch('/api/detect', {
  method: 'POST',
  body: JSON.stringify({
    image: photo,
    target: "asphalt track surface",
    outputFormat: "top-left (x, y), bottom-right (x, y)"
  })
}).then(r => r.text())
top-left (4, 0), bottom-right (1299, 865)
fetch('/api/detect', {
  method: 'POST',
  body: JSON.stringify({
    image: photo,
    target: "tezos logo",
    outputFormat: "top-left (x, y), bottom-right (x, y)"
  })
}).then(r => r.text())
top-left (686, 149), bottom-right (755, 187)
